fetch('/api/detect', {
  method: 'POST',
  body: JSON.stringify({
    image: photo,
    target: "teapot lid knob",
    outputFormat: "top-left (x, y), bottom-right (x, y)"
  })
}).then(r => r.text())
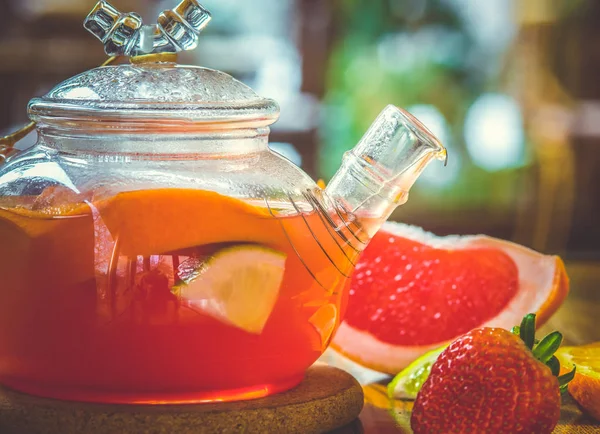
top-left (83, 0), bottom-right (212, 58)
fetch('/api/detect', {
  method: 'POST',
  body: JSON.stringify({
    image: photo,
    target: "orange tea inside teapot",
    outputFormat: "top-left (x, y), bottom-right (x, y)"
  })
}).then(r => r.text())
top-left (0, 187), bottom-right (357, 403)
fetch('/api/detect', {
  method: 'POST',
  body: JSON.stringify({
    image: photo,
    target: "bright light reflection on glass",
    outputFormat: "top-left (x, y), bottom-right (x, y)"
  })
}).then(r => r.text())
top-left (0, 161), bottom-right (79, 193)
top-left (464, 93), bottom-right (525, 172)
top-left (60, 87), bottom-right (100, 100)
top-left (270, 142), bottom-right (302, 167)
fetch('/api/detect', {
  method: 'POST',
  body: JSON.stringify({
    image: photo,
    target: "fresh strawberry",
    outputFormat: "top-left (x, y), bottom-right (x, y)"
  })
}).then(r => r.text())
top-left (411, 314), bottom-right (575, 434)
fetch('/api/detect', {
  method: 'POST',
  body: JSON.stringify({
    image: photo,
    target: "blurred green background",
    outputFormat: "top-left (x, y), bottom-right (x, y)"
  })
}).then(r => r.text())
top-left (1, 0), bottom-right (598, 261)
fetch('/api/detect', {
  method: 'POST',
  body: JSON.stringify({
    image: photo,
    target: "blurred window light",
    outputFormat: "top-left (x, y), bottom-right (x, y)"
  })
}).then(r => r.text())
top-left (200, 0), bottom-right (297, 37)
top-left (254, 47), bottom-right (302, 101)
top-left (376, 27), bottom-right (467, 74)
top-left (270, 142), bottom-right (302, 167)
top-left (153, 0), bottom-right (296, 36)
top-left (464, 93), bottom-right (525, 172)
top-left (408, 104), bottom-right (461, 188)
top-left (274, 93), bottom-right (320, 133)
top-left (446, 0), bottom-right (517, 53)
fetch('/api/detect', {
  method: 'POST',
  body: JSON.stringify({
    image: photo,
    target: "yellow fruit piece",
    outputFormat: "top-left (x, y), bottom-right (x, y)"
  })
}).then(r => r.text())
top-left (387, 345), bottom-right (446, 400)
top-left (557, 342), bottom-right (600, 422)
top-left (176, 245), bottom-right (286, 334)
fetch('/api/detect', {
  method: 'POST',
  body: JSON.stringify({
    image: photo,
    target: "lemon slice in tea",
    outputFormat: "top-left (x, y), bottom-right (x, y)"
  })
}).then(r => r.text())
top-left (174, 245), bottom-right (286, 334)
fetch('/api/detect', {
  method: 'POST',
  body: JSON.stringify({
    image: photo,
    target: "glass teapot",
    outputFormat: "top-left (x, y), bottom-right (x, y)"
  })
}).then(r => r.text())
top-left (0, 1), bottom-right (446, 404)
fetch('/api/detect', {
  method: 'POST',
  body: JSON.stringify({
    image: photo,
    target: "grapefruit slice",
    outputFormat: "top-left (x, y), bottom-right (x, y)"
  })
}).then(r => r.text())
top-left (331, 222), bottom-right (569, 374)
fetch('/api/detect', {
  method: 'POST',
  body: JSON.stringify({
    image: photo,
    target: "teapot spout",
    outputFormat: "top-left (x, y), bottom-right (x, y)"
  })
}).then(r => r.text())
top-left (324, 105), bottom-right (446, 243)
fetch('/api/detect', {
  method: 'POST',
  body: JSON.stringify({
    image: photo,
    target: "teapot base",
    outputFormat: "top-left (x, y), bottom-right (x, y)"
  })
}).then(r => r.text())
top-left (0, 365), bottom-right (364, 433)
top-left (0, 375), bottom-right (304, 405)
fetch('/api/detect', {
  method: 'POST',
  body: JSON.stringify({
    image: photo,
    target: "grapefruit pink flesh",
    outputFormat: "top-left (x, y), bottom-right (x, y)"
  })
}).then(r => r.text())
top-left (347, 235), bottom-right (519, 346)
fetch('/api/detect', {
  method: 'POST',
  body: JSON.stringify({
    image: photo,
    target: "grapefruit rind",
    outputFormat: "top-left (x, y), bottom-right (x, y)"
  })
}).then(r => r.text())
top-left (332, 222), bottom-right (569, 375)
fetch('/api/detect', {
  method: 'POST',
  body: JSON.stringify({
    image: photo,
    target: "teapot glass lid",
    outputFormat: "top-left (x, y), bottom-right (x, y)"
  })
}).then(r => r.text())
top-left (27, 0), bottom-right (279, 128)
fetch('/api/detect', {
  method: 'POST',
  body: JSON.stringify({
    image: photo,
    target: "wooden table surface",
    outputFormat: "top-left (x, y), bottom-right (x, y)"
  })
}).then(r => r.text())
top-left (326, 260), bottom-right (600, 433)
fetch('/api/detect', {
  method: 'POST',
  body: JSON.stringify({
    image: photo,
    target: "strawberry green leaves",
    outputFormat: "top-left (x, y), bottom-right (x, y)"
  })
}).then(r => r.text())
top-left (534, 331), bottom-right (563, 364)
top-left (517, 313), bottom-right (537, 350)
top-left (512, 313), bottom-right (575, 393)
top-left (558, 366), bottom-right (577, 393)
top-left (547, 356), bottom-right (561, 377)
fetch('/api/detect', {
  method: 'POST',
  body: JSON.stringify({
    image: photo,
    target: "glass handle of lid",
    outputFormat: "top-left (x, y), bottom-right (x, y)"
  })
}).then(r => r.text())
top-left (0, 1), bottom-right (212, 164)
top-left (83, 0), bottom-right (212, 57)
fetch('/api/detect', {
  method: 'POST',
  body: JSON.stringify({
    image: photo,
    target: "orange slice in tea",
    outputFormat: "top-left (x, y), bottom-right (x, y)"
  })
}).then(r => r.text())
top-left (309, 303), bottom-right (339, 352)
top-left (174, 245), bottom-right (286, 334)
top-left (557, 342), bottom-right (600, 421)
top-left (332, 222), bottom-right (569, 374)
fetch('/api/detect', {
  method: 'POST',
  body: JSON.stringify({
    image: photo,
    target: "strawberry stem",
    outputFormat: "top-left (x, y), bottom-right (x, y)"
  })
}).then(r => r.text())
top-left (519, 313), bottom-right (536, 350)
top-left (558, 366), bottom-right (576, 393)
top-left (533, 331), bottom-right (563, 363)
top-left (547, 356), bottom-right (561, 376)
top-left (511, 325), bottom-right (540, 345)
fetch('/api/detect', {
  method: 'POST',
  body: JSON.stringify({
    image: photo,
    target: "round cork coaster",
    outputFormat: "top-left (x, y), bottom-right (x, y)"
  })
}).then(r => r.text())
top-left (0, 364), bottom-right (364, 434)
